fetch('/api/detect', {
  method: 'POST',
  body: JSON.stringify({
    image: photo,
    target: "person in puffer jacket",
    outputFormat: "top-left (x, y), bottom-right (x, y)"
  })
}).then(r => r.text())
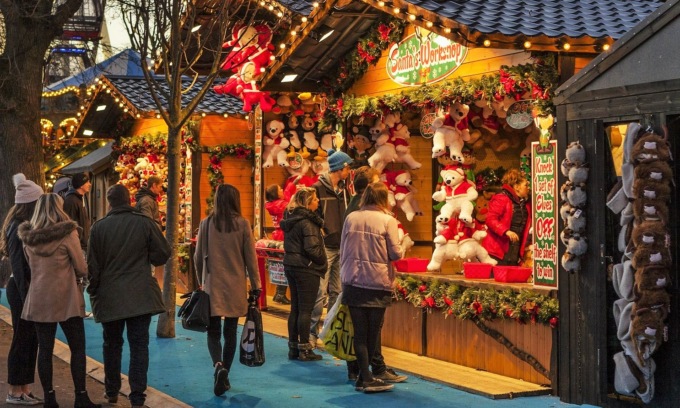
top-left (340, 183), bottom-right (404, 393)
top-left (280, 187), bottom-right (328, 362)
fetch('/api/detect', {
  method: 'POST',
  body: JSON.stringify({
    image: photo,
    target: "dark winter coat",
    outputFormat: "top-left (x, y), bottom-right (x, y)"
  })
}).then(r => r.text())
top-left (5, 220), bottom-right (31, 302)
top-left (87, 205), bottom-right (170, 323)
top-left (135, 187), bottom-right (161, 226)
top-left (63, 189), bottom-right (90, 251)
top-left (18, 220), bottom-right (87, 322)
top-left (482, 184), bottom-right (532, 260)
top-left (194, 216), bottom-right (261, 317)
top-left (280, 207), bottom-right (327, 277)
top-left (312, 173), bottom-right (349, 248)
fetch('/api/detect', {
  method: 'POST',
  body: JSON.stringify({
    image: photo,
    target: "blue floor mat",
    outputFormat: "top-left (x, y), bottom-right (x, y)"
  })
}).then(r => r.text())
top-left (1, 289), bottom-right (592, 408)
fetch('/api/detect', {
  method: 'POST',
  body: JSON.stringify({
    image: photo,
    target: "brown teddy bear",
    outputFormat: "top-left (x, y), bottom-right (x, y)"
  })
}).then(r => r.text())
top-left (633, 289), bottom-right (671, 321)
top-left (632, 220), bottom-right (669, 248)
top-left (633, 160), bottom-right (673, 185)
top-left (631, 132), bottom-right (671, 164)
top-left (632, 177), bottom-right (671, 201)
top-left (631, 246), bottom-right (672, 270)
top-left (633, 198), bottom-right (669, 225)
top-left (630, 308), bottom-right (666, 363)
top-left (634, 265), bottom-right (671, 299)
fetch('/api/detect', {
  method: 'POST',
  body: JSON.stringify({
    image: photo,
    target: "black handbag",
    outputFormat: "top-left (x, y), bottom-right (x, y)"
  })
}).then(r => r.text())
top-left (239, 296), bottom-right (265, 367)
top-left (178, 218), bottom-right (211, 332)
top-left (178, 289), bottom-right (210, 332)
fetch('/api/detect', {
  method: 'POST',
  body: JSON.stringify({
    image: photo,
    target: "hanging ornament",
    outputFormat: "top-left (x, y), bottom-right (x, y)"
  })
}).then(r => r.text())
top-left (420, 112), bottom-right (437, 139)
top-left (247, 114), bottom-right (254, 131)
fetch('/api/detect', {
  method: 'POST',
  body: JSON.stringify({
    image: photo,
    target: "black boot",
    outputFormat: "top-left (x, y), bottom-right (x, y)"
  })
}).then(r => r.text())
top-left (288, 341), bottom-right (299, 360)
top-left (44, 390), bottom-right (59, 408)
top-left (74, 391), bottom-right (101, 408)
top-left (273, 286), bottom-right (291, 305)
top-left (298, 343), bottom-right (322, 361)
top-left (213, 364), bottom-right (230, 396)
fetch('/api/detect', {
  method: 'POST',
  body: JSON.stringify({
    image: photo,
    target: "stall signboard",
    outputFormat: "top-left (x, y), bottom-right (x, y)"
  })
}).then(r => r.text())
top-left (386, 28), bottom-right (467, 86)
top-left (531, 139), bottom-right (558, 289)
top-left (266, 258), bottom-right (288, 286)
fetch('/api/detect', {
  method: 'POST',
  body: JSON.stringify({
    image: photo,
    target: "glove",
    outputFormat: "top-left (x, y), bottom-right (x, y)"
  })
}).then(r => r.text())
top-left (249, 288), bottom-right (262, 299)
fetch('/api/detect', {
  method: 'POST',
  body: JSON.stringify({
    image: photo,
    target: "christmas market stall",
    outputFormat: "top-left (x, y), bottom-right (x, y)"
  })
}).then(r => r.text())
top-left (235, 0), bottom-right (663, 390)
top-left (69, 75), bottom-right (250, 291)
top-left (553, 1), bottom-right (680, 406)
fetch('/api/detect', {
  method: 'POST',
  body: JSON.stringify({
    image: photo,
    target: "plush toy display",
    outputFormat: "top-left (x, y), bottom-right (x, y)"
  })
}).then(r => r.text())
top-left (384, 170), bottom-right (422, 222)
top-left (367, 120), bottom-right (397, 172)
top-left (300, 114), bottom-right (320, 151)
top-left (431, 165), bottom-right (478, 222)
top-left (219, 23), bottom-right (259, 73)
top-left (284, 151), bottom-right (318, 187)
top-left (433, 218), bottom-right (497, 265)
top-left (263, 119), bottom-right (290, 168)
top-left (391, 123), bottom-right (422, 169)
top-left (431, 103), bottom-right (471, 162)
top-left (347, 125), bottom-right (373, 168)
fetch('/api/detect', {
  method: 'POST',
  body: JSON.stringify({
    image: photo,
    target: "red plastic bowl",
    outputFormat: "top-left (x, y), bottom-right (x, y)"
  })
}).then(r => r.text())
top-left (463, 262), bottom-right (494, 279)
top-left (493, 266), bottom-right (532, 283)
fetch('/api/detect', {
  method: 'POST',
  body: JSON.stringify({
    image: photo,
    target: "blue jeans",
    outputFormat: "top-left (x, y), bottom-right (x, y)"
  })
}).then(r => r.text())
top-left (285, 270), bottom-right (320, 345)
top-left (310, 247), bottom-right (341, 337)
top-left (102, 314), bottom-right (152, 406)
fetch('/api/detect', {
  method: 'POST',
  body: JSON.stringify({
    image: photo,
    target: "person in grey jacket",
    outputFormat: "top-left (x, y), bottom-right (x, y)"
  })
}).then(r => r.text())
top-left (340, 183), bottom-right (404, 393)
top-left (280, 187), bottom-right (327, 362)
top-left (87, 185), bottom-right (170, 408)
top-left (194, 184), bottom-right (261, 397)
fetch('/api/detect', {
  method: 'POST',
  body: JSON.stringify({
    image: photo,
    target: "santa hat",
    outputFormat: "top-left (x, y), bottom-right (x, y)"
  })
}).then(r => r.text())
top-left (443, 164), bottom-right (465, 176)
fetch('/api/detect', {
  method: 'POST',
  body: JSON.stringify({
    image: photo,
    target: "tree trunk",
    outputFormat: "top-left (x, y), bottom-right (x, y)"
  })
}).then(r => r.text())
top-left (0, 33), bottom-right (51, 219)
top-left (156, 125), bottom-right (182, 337)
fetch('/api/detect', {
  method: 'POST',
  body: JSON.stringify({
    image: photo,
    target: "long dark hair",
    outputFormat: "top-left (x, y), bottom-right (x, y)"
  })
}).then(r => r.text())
top-left (0, 201), bottom-right (38, 256)
top-left (212, 184), bottom-right (242, 233)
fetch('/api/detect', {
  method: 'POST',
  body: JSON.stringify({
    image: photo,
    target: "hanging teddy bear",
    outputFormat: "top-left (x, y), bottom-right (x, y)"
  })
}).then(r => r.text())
top-left (384, 169), bottom-right (422, 222)
top-left (367, 119), bottom-right (397, 172)
top-left (431, 164), bottom-right (478, 223)
top-left (347, 124), bottom-right (373, 168)
top-left (431, 102), bottom-right (471, 163)
top-left (263, 119), bottom-right (290, 168)
top-left (391, 123), bottom-right (422, 170)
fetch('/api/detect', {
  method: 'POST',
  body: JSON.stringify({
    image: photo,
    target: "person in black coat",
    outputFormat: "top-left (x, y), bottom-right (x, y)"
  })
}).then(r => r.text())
top-left (0, 174), bottom-right (43, 404)
top-left (280, 187), bottom-right (327, 361)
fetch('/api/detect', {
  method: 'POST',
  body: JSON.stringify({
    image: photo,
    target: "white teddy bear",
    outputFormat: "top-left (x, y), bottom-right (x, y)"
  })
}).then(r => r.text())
top-left (384, 170), bottom-right (422, 222)
top-left (263, 119), bottom-right (290, 168)
top-left (391, 123), bottom-right (422, 170)
top-left (431, 103), bottom-right (471, 163)
top-left (367, 120), bottom-right (397, 172)
top-left (431, 165), bottom-right (478, 223)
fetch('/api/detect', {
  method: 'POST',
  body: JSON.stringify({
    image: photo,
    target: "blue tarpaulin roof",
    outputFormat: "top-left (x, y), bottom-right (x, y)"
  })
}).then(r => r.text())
top-left (44, 49), bottom-right (145, 92)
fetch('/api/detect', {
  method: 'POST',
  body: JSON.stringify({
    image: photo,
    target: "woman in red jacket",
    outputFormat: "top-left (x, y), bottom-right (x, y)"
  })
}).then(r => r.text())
top-left (482, 169), bottom-right (531, 265)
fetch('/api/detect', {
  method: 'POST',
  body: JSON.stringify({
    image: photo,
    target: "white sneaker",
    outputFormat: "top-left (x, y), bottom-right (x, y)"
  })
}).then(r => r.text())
top-left (84, 311), bottom-right (93, 318)
top-left (6, 393), bottom-right (41, 405)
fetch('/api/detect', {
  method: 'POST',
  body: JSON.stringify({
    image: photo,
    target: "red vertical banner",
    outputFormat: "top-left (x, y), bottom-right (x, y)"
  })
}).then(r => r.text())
top-left (531, 139), bottom-right (558, 289)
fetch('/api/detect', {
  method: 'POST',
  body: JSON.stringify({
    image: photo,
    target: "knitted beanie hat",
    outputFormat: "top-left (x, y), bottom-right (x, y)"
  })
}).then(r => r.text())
top-left (13, 173), bottom-right (44, 204)
top-left (106, 184), bottom-right (130, 208)
top-left (71, 173), bottom-right (90, 189)
top-left (327, 149), bottom-right (353, 172)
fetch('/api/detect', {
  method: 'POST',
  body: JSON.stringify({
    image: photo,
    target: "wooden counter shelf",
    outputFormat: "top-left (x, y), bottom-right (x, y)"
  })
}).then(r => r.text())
top-left (397, 272), bottom-right (557, 296)
top-left (382, 271), bottom-right (555, 386)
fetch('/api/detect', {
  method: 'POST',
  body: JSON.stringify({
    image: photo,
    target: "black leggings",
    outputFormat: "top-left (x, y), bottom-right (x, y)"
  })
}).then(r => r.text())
top-left (348, 306), bottom-right (386, 382)
top-left (207, 316), bottom-right (239, 371)
top-left (34, 316), bottom-right (87, 394)
top-left (6, 277), bottom-right (38, 386)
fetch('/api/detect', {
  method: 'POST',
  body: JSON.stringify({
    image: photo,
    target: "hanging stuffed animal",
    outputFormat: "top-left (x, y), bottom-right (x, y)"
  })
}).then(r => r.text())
top-left (263, 119), bottom-right (289, 168)
top-left (220, 23), bottom-right (260, 73)
top-left (367, 119), bottom-right (397, 172)
top-left (384, 170), bottom-right (422, 222)
top-left (431, 102), bottom-right (471, 162)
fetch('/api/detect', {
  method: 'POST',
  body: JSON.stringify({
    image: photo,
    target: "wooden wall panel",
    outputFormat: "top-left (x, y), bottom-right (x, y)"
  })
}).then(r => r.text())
top-left (382, 300), bottom-right (423, 354)
top-left (425, 310), bottom-right (551, 384)
top-left (130, 118), bottom-right (167, 136)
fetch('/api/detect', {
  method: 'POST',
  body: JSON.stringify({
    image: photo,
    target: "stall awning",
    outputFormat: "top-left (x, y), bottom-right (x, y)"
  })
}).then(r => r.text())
top-left (61, 141), bottom-right (114, 175)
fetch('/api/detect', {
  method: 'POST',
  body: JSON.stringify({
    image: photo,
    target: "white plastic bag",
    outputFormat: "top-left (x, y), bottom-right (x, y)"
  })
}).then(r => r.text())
top-left (319, 292), bottom-right (343, 340)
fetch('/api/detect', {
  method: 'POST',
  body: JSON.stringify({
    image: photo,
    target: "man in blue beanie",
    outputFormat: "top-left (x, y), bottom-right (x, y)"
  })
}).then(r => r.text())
top-left (309, 149), bottom-right (353, 348)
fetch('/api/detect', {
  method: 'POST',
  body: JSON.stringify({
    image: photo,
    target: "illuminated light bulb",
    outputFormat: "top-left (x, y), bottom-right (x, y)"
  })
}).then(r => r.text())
top-left (201, 112), bottom-right (206, 117)
top-left (268, 4), bottom-right (273, 10)
top-left (444, 27), bottom-right (451, 34)
top-left (270, 55), bottom-right (276, 61)
top-left (602, 43), bottom-right (610, 51)
top-left (523, 40), bottom-right (532, 49)
top-left (280, 43), bottom-right (286, 49)
top-left (277, 11), bottom-right (283, 17)
top-left (301, 17), bottom-right (307, 23)
top-left (313, 2), bottom-right (319, 7)
top-left (223, 113), bottom-right (229, 118)
top-left (483, 39), bottom-right (491, 47)
top-left (291, 30), bottom-right (297, 36)
top-left (378, 1), bottom-right (385, 6)
top-left (136, 114), bottom-right (141, 118)
top-left (260, 0), bottom-right (265, 5)
top-left (426, 21), bottom-right (433, 28)
top-left (563, 42), bottom-right (571, 51)
top-left (124, 108), bottom-right (129, 112)
top-left (393, 7), bottom-right (401, 13)
top-left (156, 114), bottom-right (161, 119)
top-left (408, 14), bottom-right (416, 21)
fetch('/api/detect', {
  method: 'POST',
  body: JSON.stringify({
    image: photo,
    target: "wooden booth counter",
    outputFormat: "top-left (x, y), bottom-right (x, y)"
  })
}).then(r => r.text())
top-left (382, 272), bottom-right (556, 386)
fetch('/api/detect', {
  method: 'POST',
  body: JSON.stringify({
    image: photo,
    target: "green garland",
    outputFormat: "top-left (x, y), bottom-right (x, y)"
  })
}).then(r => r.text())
top-left (177, 243), bottom-right (191, 275)
top-left (325, 17), bottom-right (406, 95)
top-left (393, 275), bottom-right (559, 328)
top-left (323, 53), bottom-right (558, 127)
top-left (205, 143), bottom-right (254, 212)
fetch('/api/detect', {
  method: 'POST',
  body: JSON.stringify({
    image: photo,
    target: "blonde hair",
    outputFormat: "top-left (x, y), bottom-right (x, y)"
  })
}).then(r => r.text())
top-left (286, 187), bottom-right (317, 212)
top-left (30, 193), bottom-right (70, 230)
top-left (502, 169), bottom-right (526, 188)
top-left (359, 182), bottom-right (390, 210)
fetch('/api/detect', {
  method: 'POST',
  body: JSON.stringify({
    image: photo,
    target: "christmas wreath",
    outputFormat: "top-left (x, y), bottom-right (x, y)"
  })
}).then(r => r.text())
top-left (394, 275), bottom-right (559, 328)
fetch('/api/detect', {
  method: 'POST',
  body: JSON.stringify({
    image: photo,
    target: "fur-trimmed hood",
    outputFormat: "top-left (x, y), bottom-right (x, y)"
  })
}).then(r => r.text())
top-left (18, 220), bottom-right (78, 256)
